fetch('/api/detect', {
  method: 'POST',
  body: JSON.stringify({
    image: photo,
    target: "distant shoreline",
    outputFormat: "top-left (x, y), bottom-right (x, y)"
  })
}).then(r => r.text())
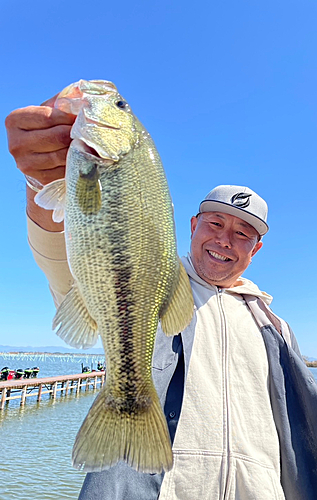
top-left (0, 351), bottom-right (104, 357)
top-left (1, 352), bottom-right (316, 367)
top-left (305, 361), bottom-right (317, 368)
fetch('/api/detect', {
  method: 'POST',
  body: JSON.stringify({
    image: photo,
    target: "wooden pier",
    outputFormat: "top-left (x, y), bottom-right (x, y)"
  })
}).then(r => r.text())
top-left (0, 371), bottom-right (105, 409)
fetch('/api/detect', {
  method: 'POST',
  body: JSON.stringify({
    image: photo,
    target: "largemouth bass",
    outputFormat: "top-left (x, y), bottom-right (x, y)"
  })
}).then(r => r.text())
top-left (35, 79), bottom-right (194, 474)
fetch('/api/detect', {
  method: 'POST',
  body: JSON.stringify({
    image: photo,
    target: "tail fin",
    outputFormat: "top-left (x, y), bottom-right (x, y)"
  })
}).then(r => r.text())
top-left (72, 384), bottom-right (173, 474)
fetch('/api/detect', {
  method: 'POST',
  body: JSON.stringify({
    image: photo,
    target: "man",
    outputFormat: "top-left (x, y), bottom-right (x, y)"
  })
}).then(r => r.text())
top-left (5, 99), bottom-right (317, 500)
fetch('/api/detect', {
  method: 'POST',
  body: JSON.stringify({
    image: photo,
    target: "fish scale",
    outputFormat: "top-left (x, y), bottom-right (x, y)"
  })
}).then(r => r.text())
top-left (35, 79), bottom-right (194, 474)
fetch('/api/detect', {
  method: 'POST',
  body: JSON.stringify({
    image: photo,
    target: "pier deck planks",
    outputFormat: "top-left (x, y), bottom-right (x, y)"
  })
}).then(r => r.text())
top-left (0, 371), bottom-right (105, 408)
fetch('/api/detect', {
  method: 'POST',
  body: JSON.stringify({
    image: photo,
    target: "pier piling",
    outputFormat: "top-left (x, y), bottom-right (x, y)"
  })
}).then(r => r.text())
top-left (0, 372), bottom-right (105, 409)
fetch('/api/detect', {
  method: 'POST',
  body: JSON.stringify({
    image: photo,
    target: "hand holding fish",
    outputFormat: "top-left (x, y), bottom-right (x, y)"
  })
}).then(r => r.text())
top-left (5, 95), bottom-right (75, 184)
top-left (5, 95), bottom-right (76, 230)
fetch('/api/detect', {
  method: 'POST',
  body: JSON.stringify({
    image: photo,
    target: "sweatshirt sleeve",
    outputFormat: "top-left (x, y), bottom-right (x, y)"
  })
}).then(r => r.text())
top-left (27, 215), bottom-right (73, 308)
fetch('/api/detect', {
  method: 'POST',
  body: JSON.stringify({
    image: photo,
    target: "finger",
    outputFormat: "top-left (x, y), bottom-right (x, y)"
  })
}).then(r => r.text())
top-left (41, 93), bottom-right (60, 108)
top-left (5, 106), bottom-right (76, 131)
top-left (8, 124), bottom-right (73, 158)
top-left (26, 165), bottom-right (66, 185)
top-left (31, 124), bottom-right (73, 152)
top-left (18, 148), bottom-right (68, 177)
top-left (29, 124), bottom-right (73, 152)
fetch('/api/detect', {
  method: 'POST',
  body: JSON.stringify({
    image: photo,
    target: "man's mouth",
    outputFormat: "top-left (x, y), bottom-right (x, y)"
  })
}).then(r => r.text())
top-left (207, 250), bottom-right (232, 262)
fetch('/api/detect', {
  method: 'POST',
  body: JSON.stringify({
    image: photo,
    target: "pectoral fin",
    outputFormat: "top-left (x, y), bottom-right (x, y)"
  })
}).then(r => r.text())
top-left (53, 284), bottom-right (98, 349)
top-left (76, 163), bottom-right (102, 215)
top-left (160, 259), bottom-right (194, 336)
top-left (34, 179), bottom-right (66, 222)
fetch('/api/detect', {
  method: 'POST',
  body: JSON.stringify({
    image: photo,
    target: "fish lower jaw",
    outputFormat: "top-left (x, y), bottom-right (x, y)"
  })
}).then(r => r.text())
top-left (71, 138), bottom-right (114, 164)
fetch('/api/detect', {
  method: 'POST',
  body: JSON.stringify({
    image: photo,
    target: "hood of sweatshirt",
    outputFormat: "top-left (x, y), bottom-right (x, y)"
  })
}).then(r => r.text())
top-left (181, 253), bottom-right (272, 305)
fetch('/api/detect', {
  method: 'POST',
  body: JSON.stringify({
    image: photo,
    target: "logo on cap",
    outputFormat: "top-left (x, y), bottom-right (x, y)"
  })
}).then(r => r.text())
top-left (231, 192), bottom-right (252, 208)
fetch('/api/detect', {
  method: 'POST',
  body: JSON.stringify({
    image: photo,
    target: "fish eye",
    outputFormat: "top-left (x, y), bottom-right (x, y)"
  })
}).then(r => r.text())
top-left (116, 100), bottom-right (128, 109)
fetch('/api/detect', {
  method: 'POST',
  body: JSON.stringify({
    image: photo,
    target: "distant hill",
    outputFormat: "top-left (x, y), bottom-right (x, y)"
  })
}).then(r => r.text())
top-left (0, 345), bottom-right (104, 355)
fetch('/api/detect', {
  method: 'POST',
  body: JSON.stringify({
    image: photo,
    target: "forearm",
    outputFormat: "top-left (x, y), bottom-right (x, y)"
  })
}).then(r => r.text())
top-left (27, 213), bottom-right (73, 307)
top-left (26, 184), bottom-right (64, 232)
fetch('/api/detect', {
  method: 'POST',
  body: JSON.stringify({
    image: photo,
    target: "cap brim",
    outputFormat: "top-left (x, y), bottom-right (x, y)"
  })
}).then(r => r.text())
top-left (199, 200), bottom-right (269, 236)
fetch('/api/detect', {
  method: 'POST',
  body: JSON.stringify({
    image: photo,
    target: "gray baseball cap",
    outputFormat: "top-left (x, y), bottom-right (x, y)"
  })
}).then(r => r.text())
top-left (199, 185), bottom-right (269, 236)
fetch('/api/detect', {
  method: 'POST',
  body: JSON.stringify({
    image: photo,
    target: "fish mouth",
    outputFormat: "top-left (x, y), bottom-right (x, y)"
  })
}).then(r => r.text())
top-left (69, 106), bottom-right (121, 161)
top-left (207, 250), bottom-right (233, 262)
top-left (72, 138), bottom-right (113, 164)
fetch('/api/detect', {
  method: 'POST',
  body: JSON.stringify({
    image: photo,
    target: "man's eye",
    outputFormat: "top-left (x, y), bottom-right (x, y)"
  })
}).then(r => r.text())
top-left (237, 231), bottom-right (248, 238)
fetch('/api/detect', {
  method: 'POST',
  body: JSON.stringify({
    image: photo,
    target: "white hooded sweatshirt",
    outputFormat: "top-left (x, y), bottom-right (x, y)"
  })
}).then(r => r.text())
top-left (159, 256), bottom-right (286, 500)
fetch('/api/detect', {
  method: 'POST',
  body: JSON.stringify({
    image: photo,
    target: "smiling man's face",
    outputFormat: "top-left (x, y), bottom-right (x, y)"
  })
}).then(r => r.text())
top-left (190, 212), bottom-right (263, 288)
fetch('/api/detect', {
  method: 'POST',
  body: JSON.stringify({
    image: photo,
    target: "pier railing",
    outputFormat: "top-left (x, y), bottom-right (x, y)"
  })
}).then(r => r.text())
top-left (0, 371), bottom-right (105, 409)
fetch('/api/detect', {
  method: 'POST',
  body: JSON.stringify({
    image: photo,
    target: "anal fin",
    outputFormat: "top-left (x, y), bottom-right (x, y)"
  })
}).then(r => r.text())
top-left (160, 258), bottom-right (194, 336)
top-left (53, 284), bottom-right (98, 349)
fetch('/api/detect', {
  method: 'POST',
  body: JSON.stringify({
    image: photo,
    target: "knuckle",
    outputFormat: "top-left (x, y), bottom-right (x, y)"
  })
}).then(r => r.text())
top-left (50, 148), bottom-right (68, 166)
top-left (7, 133), bottom-right (29, 159)
top-left (18, 160), bottom-right (34, 176)
top-left (40, 106), bottom-right (56, 124)
top-left (5, 115), bottom-right (21, 155)
top-left (56, 125), bottom-right (72, 146)
top-left (4, 113), bottom-right (14, 130)
top-left (5, 108), bottom-right (23, 128)
top-left (7, 136), bottom-right (22, 157)
top-left (5, 106), bottom-right (33, 128)
top-left (22, 166), bottom-right (34, 176)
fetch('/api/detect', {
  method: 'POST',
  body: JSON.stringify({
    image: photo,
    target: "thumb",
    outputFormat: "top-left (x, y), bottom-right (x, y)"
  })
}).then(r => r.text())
top-left (41, 92), bottom-right (60, 108)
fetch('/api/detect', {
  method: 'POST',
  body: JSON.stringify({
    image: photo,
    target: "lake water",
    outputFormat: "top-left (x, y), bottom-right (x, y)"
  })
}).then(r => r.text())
top-left (0, 354), bottom-right (316, 500)
top-left (0, 353), bottom-right (104, 500)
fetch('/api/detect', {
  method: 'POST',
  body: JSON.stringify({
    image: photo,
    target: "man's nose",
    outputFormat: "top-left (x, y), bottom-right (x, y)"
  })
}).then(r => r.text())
top-left (216, 230), bottom-right (232, 249)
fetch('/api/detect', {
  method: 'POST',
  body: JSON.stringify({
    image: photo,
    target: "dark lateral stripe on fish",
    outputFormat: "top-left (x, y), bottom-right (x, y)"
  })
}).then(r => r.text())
top-left (113, 264), bottom-right (137, 397)
top-left (106, 179), bottom-right (142, 415)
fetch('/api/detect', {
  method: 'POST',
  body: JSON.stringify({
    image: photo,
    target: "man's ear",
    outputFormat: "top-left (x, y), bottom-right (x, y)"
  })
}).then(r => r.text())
top-left (190, 216), bottom-right (198, 238)
top-left (251, 240), bottom-right (263, 257)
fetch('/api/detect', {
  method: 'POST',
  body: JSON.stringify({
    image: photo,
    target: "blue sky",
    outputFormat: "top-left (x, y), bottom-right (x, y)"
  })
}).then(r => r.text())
top-left (0, 0), bottom-right (316, 355)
